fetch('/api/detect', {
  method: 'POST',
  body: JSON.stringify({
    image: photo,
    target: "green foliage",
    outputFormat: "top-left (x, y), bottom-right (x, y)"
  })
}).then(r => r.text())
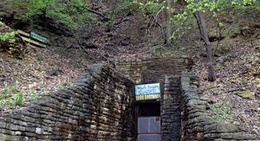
top-left (47, 0), bottom-right (93, 29)
top-left (209, 102), bottom-right (235, 123)
top-left (0, 31), bottom-right (17, 44)
top-left (0, 88), bottom-right (10, 108)
top-left (170, 0), bottom-right (258, 40)
top-left (138, 1), bottom-right (164, 14)
top-left (119, 0), bottom-right (138, 11)
top-left (13, 92), bottom-right (24, 107)
top-left (0, 82), bottom-right (24, 108)
top-left (10, 0), bottom-right (94, 29)
top-left (133, 0), bottom-right (165, 43)
top-left (0, 82), bottom-right (40, 110)
top-left (109, 0), bottom-right (139, 21)
top-left (25, 0), bottom-right (50, 18)
top-left (185, 0), bottom-right (258, 13)
top-left (0, 88), bottom-right (10, 99)
top-left (171, 12), bottom-right (194, 40)
top-left (0, 32), bottom-right (16, 43)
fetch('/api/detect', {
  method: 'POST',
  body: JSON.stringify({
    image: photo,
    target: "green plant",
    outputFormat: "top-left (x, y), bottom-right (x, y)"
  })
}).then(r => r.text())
top-left (138, 1), bottom-right (164, 14)
top-left (0, 82), bottom-right (26, 108)
top-left (10, 0), bottom-right (94, 29)
top-left (114, 0), bottom-right (139, 13)
top-left (13, 92), bottom-right (24, 107)
top-left (208, 102), bottom-right (235, 123)
top-left (30, 91), bottom-right (39, 101)
top-left (0, 31), bottom-right (17, 44)
top-left (0, 88), bottom-right (10, 99)
top-left (0, 88), bottom-right (10, 107)
top-left (171, 12), bottom-right (194, 40)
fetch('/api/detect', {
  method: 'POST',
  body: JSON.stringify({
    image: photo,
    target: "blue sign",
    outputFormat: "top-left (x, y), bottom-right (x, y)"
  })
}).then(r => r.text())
top-left (135, 83), bottom-right (161, 101)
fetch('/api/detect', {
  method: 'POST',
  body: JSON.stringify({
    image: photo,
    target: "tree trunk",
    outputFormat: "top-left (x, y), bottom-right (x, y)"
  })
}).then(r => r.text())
top-left (194, 11), bottom-right (216, 81)
top-left (165, 0), bottom-right (172, 45)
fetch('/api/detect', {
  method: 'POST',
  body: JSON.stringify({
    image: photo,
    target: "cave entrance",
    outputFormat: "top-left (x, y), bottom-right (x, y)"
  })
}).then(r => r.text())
top-left (135, 83), bottom-right (161, 141)
top-left (137, 102), bottom-right (161, 141)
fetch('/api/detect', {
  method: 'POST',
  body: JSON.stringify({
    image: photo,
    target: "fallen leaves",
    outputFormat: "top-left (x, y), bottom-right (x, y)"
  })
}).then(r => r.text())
top-left (0, 46), bottom-right (89, 114)
top-left (188, 29), bottom-right (260, 135)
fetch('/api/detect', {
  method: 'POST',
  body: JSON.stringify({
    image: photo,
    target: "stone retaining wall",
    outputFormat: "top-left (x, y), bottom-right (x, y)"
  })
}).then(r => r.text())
top-left (161, 75), bottom-right (181, 141)
top-left (181, 70), bottom-right (260, 141)
top-left (1, 57), bottom-right (258, 141)
top-left (0, 64), bottom-right (135, 141)
top-left (116, 57), bottom-right (194, 141)
top-left (115, 57), bottom-right (193, 83)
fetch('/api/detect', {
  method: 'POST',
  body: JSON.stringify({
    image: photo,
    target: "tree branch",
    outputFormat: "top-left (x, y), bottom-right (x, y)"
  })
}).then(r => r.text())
top-left (87, 8), bottom-right (110, 21)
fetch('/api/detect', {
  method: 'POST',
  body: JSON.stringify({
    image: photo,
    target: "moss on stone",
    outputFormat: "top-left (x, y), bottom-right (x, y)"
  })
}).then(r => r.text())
top-left (1, 134), bottom-right (18, 141)
top-left (237, 90), bottom-right (255, 99)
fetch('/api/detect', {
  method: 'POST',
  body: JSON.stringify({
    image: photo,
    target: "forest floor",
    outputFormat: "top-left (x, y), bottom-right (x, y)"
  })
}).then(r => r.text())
top-left (190, 34), bottom-right (260, 135)
top-left (0, 46), bottom-right (91, 114)
top-left (0, 1), bottom-right (260, 136)
top-left (187, 13), bottom-right (260, 135)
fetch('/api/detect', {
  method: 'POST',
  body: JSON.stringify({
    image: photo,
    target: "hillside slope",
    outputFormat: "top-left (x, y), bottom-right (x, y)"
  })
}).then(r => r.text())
top-left (0, 0), bottom-right (259, 136)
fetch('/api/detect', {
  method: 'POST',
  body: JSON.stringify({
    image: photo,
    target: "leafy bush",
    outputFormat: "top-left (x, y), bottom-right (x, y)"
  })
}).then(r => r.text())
top-left (0, 31), bottom-right (16, 44)
top-left (10, 0), bottom-right (94, 29)
top-left (171, 0), bottom-right (259, 40)
top-left (0, 21), bottom-right (26, 58)
top-left (0, 21), bottom-right (16, 44)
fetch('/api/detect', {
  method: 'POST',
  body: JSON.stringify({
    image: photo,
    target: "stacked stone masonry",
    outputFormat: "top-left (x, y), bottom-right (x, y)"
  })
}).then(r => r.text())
top-left (162, 76), bottom-right (181, 141)
top-left (181, 70), bottom-right (260, 141)
top-left (115, 57), bottom-right (193, 83)
top-left (1, 56), bottom-right (259, 141)
top-left (0, 64), bottom-right (135, 141)
top-left (116, 57), bottom-right (193, 141)
top-left (116, 57), bottom-right (260, 141)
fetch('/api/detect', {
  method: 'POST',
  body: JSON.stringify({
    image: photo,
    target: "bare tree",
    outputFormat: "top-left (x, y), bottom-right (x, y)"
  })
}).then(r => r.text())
top-left (194, 11), bottom-right (216, 81)
top-left (177, 0), bottom-right (216, 81)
